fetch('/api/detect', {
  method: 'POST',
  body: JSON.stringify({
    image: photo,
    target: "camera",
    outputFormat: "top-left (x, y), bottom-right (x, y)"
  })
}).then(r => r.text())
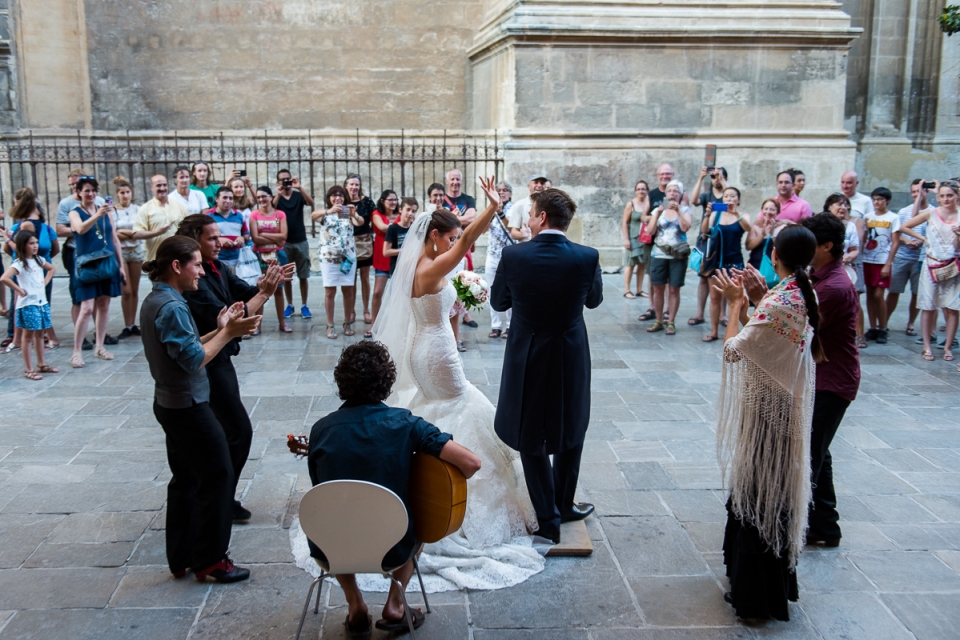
top-left (922, 181), bottom-right (937, 190)
top-left (282, 179), bottom-right (293, 187)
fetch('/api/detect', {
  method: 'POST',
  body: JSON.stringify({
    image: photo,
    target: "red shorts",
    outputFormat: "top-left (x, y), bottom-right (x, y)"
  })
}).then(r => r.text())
top-left (863, 262), bottom-right (891, 288)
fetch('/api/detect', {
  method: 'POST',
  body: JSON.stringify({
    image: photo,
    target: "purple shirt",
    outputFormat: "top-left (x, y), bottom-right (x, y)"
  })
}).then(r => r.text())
top-left (776, 195), bottom-right (813, 223)
top-left (810, 258), bottom-right (861, 402)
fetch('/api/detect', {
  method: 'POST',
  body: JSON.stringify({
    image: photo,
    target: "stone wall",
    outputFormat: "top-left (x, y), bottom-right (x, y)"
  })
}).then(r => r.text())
top-left (22, 0), bottom-right (481, 130)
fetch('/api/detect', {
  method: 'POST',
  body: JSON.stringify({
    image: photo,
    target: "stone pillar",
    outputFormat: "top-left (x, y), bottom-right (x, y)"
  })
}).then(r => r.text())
top-left (12, 0), bottom-right (91, 128)
top-left (469, 0), bottom-right (861, 263)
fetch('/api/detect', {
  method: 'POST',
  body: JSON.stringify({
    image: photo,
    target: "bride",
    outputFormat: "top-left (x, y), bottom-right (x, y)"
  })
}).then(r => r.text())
top-left (292, 177), bottom-right (545, 592)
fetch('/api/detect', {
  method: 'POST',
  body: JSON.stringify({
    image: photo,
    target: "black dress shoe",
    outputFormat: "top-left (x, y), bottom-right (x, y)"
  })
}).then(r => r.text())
top-left (806, 535), bottom-right (841, 548)
top-left (560, 502), bottom-right (595, 523)
top-left (233, 502), bottom-right (252, 522)
top-left (117, 327), bottom-right (133, 340)
top-left (462, 318), bottom-right (479, 328)
top-left (82, 338), bottom-right (93, 351)
top-left (535, 526), bottom-right (560, 544)
top-left (195, 557), bottom-right (250, 583)
top-left (103, 334), bottom-right (119, 345)
top-left (130, 325), bottom-right (141, 336)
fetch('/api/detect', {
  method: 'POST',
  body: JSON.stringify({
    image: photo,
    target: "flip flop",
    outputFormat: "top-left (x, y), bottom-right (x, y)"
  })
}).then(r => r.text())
top-left (922, 350), bottom-right (935, 361)
top-left (905, 326), bottom-right (918, 336)
top-left (344, 614), bottom-right (372, 639)
top-left (702, 335), bottom-right (720, 342)
top-left (623, 292), bottom-right (636, 299)
top-left (638, 291), bottom-right (649, 298)
top-left (375, 608), bottom-right (425, 633)
top-left (687, 317), bottom-right (705, 326)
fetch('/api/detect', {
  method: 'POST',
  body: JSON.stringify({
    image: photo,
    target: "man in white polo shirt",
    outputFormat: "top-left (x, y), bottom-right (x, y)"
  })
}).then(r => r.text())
top-left (508, 174), bottom-right (548, 242)
top-left (841, 171), bottom-right (874, 220)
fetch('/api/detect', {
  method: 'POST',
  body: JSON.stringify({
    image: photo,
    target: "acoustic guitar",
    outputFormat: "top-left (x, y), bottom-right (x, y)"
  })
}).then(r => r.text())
top-left (286, 434), bottom-right (467, 544)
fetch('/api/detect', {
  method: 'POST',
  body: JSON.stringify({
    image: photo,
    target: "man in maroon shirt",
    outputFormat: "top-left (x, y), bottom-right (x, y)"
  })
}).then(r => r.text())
top-left (801, 213), bottom-right (861, 547)
top-left (739, 213), bottom-right (860, 548)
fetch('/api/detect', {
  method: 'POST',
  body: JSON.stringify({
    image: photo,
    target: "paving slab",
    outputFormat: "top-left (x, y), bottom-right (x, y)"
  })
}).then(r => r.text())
top-left (0, 608), bottom-right (195, 640)
top-left (0, 567), bottom-right (125, 609)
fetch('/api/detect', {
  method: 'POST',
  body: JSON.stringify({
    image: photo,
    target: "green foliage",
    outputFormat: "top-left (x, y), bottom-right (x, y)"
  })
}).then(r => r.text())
top-left (941, 5), bottom-right (960, 36)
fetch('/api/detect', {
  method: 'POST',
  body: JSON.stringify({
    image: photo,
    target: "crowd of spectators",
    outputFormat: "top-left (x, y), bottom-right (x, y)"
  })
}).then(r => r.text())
top-left (620, 163), bottom-right (960, 367)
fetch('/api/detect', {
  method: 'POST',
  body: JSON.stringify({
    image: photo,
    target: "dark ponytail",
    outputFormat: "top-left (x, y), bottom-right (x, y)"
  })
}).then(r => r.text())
top-left (774, 225), bottom-right (826, 364)
top-left (143, 236), bottom-right (201, 282)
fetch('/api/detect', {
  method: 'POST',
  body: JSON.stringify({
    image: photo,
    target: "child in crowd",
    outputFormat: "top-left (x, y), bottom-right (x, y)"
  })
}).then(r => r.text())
top-left (862, 187), bottom-right (900, 344)
top-left (0, 231), bottom-right (58, 379)
top-left (383, 197), bottom-right (418, 277)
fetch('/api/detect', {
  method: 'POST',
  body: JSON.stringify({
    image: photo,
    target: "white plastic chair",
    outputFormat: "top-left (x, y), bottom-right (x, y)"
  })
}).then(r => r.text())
top-left (294, 480), bottom-right (430, 640)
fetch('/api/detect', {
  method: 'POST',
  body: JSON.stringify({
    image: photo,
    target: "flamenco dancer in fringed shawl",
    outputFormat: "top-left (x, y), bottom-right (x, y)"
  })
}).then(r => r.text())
top-left (711, 225), bottom-right (825, 621)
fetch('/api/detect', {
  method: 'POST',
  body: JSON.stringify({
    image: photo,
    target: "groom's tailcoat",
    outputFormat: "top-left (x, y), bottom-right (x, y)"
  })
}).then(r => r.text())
top-left (491, 232), bottom-right (603, 455)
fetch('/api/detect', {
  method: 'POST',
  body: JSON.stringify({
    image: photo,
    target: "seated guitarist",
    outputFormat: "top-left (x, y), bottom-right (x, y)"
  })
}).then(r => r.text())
top-left (303, 341), bottom-right (480, 637)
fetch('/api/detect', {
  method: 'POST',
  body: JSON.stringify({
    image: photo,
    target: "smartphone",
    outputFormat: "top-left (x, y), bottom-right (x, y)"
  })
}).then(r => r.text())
top-left (712, 202), bottom-right (728, 212)
top-left (239, 170), bottom-right (247, 177)
top-left (922, 181), bottom-right (937, 190)
top-left (705, 144), bottom-right (717, 169)
top-left (104, 196), bottom-right (113, 206)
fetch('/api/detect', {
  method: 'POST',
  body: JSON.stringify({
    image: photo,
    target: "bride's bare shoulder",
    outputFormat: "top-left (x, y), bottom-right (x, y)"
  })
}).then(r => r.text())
top-left (413, 257), bottom-right (445, 299)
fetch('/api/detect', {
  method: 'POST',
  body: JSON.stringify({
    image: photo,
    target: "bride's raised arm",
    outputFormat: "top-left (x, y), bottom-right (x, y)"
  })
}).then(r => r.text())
top-left (422, 175), bottom-right (501, 280)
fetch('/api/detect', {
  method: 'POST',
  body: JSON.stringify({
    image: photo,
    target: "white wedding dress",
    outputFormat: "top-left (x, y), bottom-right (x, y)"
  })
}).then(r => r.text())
top-left (291, 214), bottom-right (545, 593)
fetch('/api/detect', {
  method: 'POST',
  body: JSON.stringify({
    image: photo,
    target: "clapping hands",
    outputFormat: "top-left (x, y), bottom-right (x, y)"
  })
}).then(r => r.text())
top-left (710, 268), bottom-right (747, 307)
top-left (258, 262), bottom-right (295, 296)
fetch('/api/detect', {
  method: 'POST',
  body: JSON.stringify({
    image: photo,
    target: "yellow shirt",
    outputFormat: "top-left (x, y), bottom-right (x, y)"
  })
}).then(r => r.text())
top-left (134, 198), bottom-right (189, 261)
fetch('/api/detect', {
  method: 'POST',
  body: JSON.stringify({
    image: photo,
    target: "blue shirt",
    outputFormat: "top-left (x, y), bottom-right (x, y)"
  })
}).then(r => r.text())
top-left (307, 402), bottom-right (452, 568)
top-left (153, 283), bottom-right (207, 374)
top-left (10, 220), bottom-right (57, 260)
top-left (207, 210), bottom-right (248, 262)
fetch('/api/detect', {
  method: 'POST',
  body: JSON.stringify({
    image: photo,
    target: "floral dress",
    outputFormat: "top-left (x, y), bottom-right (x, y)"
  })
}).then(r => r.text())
top-left (318, 213), bottom-right (357, 286)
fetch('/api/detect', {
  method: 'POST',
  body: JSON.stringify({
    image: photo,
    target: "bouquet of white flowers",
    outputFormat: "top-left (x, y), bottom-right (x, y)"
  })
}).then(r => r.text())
top-left (452, 270), bottom-right (489, 311)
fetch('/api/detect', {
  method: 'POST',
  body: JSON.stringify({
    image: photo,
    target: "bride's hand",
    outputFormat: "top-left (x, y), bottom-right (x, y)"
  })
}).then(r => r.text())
top-left (478, 175), bottom-right (500, 207)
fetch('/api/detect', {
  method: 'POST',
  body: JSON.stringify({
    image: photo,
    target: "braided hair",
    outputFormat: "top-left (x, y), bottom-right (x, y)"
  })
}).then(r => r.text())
top-left (773, 225), bottom-right (826, 364)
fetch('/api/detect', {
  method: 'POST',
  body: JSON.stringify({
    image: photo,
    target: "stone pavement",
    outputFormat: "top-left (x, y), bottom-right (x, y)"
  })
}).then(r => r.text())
top-left (0, 274), bottom-right (958, 640)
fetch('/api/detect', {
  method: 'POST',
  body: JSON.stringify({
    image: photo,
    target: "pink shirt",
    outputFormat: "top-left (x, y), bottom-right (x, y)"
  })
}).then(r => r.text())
top-left (776, 195), bottom-right (812, 223)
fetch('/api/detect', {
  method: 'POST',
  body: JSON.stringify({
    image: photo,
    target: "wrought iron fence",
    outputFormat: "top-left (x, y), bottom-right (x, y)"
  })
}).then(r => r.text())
top-left (0, 130), bottom-right (503, 236)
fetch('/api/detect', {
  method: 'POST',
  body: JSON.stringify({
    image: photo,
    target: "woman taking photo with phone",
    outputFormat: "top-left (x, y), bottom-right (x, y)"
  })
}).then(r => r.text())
top-left (313, 185), bottom-right (364, 339)
top-left (702, 188), bottom-right (751, 342)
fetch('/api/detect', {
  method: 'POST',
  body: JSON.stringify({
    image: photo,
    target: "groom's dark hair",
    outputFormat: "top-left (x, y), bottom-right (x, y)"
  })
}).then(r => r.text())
top-left (334, 341), bottom-right (397, 404)
top-left (530, 188), bottom-right (576, 231)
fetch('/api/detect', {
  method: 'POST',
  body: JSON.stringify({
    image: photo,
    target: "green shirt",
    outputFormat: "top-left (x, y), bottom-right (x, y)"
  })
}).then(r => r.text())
top-left (190, 184), bottom-right (219, 208)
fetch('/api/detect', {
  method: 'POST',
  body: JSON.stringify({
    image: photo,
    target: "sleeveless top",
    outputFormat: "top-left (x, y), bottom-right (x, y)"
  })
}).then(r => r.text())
top-left (925, 209), bottom-right (959, 262)
top-left (626, 200), bottom-right (646, 257)
top-left (716, 215), bottom-right (746, 267)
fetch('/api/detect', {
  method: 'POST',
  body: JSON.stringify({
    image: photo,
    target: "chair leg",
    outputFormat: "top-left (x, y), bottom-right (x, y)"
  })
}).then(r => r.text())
top-left (314, 570), bottom-right (324, 614)
top-left (395, 578), bottom-right (418, 640)
top-left (412, 556), bottom-right (431, 613)
top-left (295, 574), bottom-right (323, 640)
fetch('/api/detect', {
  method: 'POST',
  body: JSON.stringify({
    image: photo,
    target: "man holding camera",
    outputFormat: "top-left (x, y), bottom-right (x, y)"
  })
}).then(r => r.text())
top-left (273, 169), bottom-right (315, 318)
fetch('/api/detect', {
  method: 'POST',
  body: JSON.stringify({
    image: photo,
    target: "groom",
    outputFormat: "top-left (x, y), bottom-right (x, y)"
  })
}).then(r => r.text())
top-left (491, 188), bottom-right (603, 544)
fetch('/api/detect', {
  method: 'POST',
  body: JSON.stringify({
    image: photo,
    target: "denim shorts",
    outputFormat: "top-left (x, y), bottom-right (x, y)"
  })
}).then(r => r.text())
top-left (375, 269), bottom-right (390, 277)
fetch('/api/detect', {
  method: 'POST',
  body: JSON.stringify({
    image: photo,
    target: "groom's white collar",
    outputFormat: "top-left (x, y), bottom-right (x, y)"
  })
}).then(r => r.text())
top-left (537, 229), bottom-right (566, 237)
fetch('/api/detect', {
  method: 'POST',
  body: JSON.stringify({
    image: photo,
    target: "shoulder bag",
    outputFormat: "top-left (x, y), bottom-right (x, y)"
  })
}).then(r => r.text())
top-left (699, 212), bottom-right (723, 277)
top-left (75, 215), bottom-right (119, 284)
top-left (759, 237), bottom-right (780, 286)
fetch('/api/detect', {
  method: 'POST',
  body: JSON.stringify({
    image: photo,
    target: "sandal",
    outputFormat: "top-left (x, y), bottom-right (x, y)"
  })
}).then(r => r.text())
top-left (363, 311), bottom-right (372, 324)
top-left (638, 290), bottom-right (649, 298)
top-left (1, 343), bottom-right (16, 354)
top-left (24, 370), bottom-right (42, 381)
top-left (375, 608), bottom-right (425, 633)
top-left (363, 330), bottom-right (373, 339)
top-left (457, 340), bottom-right (467, 352)
top-left (70, 355), bottom-right (85, 368)
top-left (489, 329), bottom-right (502, 338)
top-left (638, 309), bottom-right (656, 322)
top-left (857, 336), bottom-right (868, 349)
top-left (702, 335), bottom-right (720, 342)
top-left (95, 348), bottom-right (114, 361)
top-left (326, 324), bottom-right (338, 340)
top-left (647, 320), bottom-right (664, 333)
top-left (342, 321), bottom-right (355, 337)
top-left (687, 317), bottom-right (705, 326)
top-left (344, 614), bottom-right (372, 639)
top-left (623, 292), bottom-right (636, 299)
top-left (37, 365), bottom-right (59, 374)
top-left (665, 321), bottom-right (677, 335)
top-left (905, 326), bottom-right (918, 336)
top-left (280, 324), bottom-right (293, 333)
top-left (922, 350), bottom-right (935, 361)
top-left (502, 329), bottom-right (509, 339)
top-left (944, 349), bottom-right (954, 362)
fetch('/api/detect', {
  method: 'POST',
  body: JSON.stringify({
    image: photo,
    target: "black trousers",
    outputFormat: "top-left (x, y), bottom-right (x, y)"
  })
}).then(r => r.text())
top-left (206, 357), bottom-right (253, 505)
top-left (519, 442), bottom-right (584, 533)
top-left (154, 400), bottom-right (234, 572)
top-left (808, 390), bottom-right (850, 540)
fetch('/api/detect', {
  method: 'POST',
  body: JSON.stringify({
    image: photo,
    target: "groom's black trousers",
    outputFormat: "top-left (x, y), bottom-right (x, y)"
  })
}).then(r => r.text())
top-left (520, 443), bottom-right (584, 532)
